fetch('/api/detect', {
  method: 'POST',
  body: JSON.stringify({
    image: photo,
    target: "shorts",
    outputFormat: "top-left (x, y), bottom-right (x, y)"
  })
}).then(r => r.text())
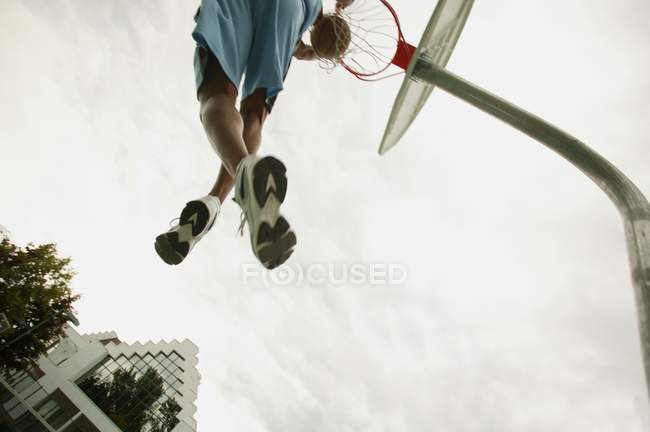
top-left (193, 45), bottom-right (278, 111)
top-left (192, 0), bottom-right (319, 112)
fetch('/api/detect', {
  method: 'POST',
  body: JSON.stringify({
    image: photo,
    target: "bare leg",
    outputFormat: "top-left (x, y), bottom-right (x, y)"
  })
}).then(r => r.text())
top-left (197, 48), bottom-right (248, 187)
top-left (156, 54), bottom-right (271, 265)
top-left (208, 88), bottom-right (269, 203)
top-left (240, 88), bottom-right (269, 157)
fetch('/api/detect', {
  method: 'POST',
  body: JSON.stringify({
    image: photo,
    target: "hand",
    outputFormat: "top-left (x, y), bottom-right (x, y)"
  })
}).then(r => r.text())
top-left (293, 41), bottom-right (317, 61)
top-left (335, 0), bottom-right (354, 12)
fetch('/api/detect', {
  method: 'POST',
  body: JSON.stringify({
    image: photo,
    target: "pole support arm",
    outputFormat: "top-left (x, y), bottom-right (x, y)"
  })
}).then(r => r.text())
top-left (412, 58), bottom-right (650, 397)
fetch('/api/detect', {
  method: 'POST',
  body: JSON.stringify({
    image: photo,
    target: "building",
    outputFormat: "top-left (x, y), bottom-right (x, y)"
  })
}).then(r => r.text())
top-left (0, 325), bottom-right (200, 432)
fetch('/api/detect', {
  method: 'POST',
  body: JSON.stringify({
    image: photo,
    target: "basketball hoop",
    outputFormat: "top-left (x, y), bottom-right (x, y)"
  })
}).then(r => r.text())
top-left (334, 0), bottom-right (415, 81)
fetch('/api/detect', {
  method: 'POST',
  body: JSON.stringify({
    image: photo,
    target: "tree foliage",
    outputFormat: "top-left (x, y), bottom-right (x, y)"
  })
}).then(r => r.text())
top-left (0, 238), bottom-right (79, 373)
top-left (79, 367), bottom-right (181, 432)
top-left (149, 398), bottom-right (181, 432)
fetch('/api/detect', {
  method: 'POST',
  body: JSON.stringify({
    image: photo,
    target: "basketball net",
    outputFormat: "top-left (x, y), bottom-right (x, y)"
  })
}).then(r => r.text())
top-left (319, 0), bottom-right (415, 81)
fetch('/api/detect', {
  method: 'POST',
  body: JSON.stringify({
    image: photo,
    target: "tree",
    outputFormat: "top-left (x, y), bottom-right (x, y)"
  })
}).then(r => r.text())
top-left (79, 366), bottom-right (180, 432)
top-left (149, 398), bottom-right (181, 432)
top-left (0, 238), bottom-right (79, 374)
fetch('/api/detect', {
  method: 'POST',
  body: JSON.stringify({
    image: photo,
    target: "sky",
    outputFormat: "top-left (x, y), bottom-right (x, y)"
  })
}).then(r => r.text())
top-left (2, 0), bottom-right (650, 431)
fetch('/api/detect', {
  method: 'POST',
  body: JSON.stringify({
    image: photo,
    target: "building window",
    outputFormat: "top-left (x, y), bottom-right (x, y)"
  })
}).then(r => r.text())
top-left (0, 369), bottom-right (69, 432)
top-left (76, 352), bottom-right (184, 432)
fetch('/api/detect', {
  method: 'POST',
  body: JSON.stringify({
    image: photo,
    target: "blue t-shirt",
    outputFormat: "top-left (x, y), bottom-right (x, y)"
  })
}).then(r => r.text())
top-left (193, 0), bottom-right (322, 102)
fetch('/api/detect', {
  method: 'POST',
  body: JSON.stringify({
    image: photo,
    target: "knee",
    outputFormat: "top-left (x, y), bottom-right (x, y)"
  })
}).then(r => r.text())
top-left (240, 99), bottom-right (267, 133)
top-left (240, 90), bottom-right (268, 131)
top-left (199, 96), bottom-right (227, 125)
top-left (241, 109), bottom-right (264, 132)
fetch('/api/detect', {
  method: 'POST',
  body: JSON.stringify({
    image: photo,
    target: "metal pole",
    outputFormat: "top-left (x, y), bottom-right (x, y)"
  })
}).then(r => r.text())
top-left (412, 58), bottom-right (650, 396)
top-left (0, 314), bottom-right (56, 353)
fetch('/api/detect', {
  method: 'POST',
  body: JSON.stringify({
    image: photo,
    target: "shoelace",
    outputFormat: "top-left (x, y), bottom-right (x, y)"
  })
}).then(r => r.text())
top-left (232, 197), bottom-right (247, 237)
top-left (237, 212), bottom-right (246, 237)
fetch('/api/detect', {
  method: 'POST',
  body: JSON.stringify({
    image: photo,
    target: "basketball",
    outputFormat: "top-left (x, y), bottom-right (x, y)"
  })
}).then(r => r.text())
top-left (310, 14), bottom-right (351, 60)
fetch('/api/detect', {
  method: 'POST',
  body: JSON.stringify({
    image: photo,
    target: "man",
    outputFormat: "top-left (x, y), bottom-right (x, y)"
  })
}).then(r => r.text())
top-left (155, 0), bottom-right (353, 269)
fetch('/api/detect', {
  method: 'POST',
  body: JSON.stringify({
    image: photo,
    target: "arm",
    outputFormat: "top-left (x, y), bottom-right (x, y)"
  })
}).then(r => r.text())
top-left (336, 0), bottom-right (354, 12)
top-left (293, 40), bottom-right (318, 61)
top-left (293, 7), bottom-right (322, 61)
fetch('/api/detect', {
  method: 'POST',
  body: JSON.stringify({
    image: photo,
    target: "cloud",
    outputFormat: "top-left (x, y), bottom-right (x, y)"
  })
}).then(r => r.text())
top-left (1, 0), bottom-right (649, 430)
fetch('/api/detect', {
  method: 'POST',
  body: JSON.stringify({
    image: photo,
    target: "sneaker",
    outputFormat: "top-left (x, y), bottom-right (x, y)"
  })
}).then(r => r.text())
top-left (234, 155), bottom-right (296, 269)
top-left (155, 195), bottom-right (220, 265)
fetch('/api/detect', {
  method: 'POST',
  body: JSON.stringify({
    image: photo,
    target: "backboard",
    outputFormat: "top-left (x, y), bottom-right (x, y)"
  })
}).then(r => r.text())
top-left (379, 0), bottom-right (474, 155)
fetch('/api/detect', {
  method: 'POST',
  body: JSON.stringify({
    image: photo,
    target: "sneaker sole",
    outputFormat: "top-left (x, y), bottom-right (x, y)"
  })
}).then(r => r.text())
top-left (155, 233), bottom-right (184, 265)
top-left (180, 200), bottom-right (211, 236)
top-left (257, 218), bottom-right (297, 269)
top-left (154, 200), bottom-right (211, 265)
top-left (253, 156), bottom-right (288, 207)
top-left (250, 156), bottom-right (296, 269)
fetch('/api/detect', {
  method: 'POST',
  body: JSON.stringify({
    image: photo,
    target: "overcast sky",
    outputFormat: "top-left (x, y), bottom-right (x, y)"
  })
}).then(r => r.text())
top-left (2, 0), bottom-right (650, 430)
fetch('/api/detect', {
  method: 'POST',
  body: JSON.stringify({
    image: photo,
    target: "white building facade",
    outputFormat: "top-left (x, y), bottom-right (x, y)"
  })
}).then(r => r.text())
top-left (0, 326), bottom-right (200, 432)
